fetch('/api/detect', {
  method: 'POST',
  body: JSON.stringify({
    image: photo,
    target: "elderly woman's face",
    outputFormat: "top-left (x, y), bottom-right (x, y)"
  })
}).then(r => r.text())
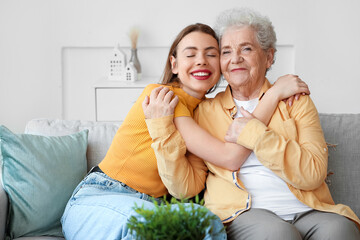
top-left (220, 26), bottom-right (274, 91)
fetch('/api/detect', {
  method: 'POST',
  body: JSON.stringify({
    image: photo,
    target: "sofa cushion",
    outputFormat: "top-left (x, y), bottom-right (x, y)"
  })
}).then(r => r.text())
top-left (0, 169), bottom-right (7, 239)
top-left (319, 113), bottom-right (360, 218)
top-left (24, 119), bottom-right (120, 171)
top-left (0, 125), bottom-right (88, 239)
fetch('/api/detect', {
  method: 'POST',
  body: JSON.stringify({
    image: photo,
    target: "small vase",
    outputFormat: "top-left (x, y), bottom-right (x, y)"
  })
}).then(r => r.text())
top-left (129, 48), bottom-right (141, 80)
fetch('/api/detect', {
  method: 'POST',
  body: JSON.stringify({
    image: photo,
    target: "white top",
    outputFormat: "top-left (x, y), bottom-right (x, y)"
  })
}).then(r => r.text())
top-left (233, 97), bottom-right (312, 220)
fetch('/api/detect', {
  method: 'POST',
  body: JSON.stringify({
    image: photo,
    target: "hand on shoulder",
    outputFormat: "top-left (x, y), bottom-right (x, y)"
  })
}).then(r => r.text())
top-left (271, 74), bottom-right (310, 107)
top-left (142, 86), bottom-right (179, 119)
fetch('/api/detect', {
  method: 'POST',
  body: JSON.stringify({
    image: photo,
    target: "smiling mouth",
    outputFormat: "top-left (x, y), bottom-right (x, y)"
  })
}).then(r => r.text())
top-left (192, 72), bottom-right (210, 77)
top-left (231, 68), bottom-right (246, 72)
top-left (191, 71), bottom-right (212, 80)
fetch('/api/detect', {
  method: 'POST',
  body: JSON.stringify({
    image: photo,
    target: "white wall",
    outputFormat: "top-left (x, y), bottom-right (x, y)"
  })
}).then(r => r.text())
top-left (1, 0), bottom-right (360, 133)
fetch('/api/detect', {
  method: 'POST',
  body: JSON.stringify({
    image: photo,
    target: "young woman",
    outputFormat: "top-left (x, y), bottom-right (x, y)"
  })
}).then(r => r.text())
top-left (61, 23), bottom-right (308, 239)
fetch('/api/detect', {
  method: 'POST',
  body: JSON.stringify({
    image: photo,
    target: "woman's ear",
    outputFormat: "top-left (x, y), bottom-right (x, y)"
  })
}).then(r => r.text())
top-left (266, 48), bottom-right (275, 69)
top-left (170, 56), bottom-right (178, 74)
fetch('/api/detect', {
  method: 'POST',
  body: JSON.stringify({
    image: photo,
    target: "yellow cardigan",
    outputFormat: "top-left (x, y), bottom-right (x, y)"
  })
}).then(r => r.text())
top-left (146, 80), bottom-right (360, 228)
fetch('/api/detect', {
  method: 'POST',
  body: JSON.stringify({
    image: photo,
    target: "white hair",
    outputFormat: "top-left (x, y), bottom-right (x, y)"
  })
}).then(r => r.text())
top-left (214, 8), bottom-right (277, 56)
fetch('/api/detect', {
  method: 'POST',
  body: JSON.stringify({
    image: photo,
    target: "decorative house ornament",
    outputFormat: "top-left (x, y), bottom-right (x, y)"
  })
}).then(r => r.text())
top-left (108, 44), bottom-right (127, 81)
top-left (125, 62), bottom-right (138, 82)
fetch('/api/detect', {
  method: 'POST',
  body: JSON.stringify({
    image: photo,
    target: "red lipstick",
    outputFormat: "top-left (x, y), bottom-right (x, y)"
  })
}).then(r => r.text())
top-left (191, 69), bottom-right (212, 80)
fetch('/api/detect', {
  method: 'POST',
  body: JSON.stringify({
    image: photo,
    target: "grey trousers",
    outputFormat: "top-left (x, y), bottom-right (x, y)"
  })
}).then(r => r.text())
top-left (225, 208), bottom-right (360, 240)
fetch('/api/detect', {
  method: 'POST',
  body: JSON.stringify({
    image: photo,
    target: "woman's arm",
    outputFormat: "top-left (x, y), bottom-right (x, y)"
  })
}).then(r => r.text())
top-left (143, 87), bottom-right (246, 170)
top-left (174, 117), bottom-right (247, 171)
top-left (143, 87), bottom-right (207, 198)
top-left (144, 75), bottom-right (309, 171)
top-left (224, 75), bottom-right (310, 142)
top-left (145, 115), bottom-right (208, 198)
top-left (227, 95), bottom-right (328, 190)
top-left (253, 74), bottom-right (309, 125)
top-left (177, 75), bottom-right (309, 171)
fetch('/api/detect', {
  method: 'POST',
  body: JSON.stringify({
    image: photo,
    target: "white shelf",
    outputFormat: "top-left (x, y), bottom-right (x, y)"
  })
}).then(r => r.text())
top-left (94, 77), bottom-right (160, 88)
top-left (94, 77), bottom-right (228, 122)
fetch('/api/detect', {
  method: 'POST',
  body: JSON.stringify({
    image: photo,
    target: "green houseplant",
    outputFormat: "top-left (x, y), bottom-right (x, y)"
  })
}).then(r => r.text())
top-left (127, 196), bottom-right (224, 240)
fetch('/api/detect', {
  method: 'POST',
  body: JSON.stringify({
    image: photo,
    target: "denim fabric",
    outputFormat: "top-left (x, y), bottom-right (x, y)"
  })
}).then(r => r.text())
top-left (61, 172), bottom-right (226, 240)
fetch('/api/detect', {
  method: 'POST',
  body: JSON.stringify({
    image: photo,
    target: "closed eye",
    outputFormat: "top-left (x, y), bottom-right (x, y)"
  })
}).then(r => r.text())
top-left (242, 46), bottom-right (252, 52)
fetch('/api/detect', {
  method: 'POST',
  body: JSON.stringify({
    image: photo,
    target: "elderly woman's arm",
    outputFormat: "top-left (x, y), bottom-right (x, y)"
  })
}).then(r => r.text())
top-left (230, 95), bottom-right (328, 190)
top-left (145, 76), bottom-right (309, 171)
top-left (145, 115), bottom-right (208, 198)
top-left (172, 75), bottom-right (309, 171)
top-left (143, 77), bottom-right (310, 198)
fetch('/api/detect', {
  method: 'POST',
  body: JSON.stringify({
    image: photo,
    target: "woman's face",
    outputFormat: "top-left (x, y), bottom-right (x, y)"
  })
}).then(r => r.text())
top-left (220, 26), bottom-right (274, 94)
top-left (171, 31), bottom-right (220, 99)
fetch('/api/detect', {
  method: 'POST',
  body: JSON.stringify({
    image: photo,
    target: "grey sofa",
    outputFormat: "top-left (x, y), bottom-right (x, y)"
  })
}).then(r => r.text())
top-left (1, 113), bottom-right (359, 239)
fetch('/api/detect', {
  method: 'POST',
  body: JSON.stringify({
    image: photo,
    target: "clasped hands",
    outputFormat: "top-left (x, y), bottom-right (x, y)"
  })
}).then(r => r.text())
top-left (142, 86), bottom-right (249, 144)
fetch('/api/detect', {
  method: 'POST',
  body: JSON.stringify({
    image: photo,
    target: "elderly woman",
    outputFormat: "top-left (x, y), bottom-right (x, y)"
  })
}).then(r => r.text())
top-left (145, 8), bottom-right (360, 240)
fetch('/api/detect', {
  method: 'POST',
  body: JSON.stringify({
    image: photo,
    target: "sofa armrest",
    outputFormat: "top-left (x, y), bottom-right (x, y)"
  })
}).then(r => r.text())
top-left (0, 173), bottom-right (8, 240)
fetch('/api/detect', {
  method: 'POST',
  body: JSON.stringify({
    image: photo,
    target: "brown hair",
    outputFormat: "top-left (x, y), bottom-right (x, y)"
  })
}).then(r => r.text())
top-left (160, 23), bottom-right (220, 93)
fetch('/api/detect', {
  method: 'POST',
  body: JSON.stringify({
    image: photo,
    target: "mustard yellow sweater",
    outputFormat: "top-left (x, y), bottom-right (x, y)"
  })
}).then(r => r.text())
top-left (99, 84), bottom-right (201, 197)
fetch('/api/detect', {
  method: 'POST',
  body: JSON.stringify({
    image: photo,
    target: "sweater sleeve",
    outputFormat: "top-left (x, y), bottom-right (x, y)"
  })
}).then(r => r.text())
top-left (145, 115), bottom-right (208, 199)
top-left (236, 96), bottom-right (328, 190)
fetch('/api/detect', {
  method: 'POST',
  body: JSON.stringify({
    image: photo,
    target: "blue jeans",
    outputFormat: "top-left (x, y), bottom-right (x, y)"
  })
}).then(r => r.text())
top-left (61, 171), bottom-right (226, 240)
